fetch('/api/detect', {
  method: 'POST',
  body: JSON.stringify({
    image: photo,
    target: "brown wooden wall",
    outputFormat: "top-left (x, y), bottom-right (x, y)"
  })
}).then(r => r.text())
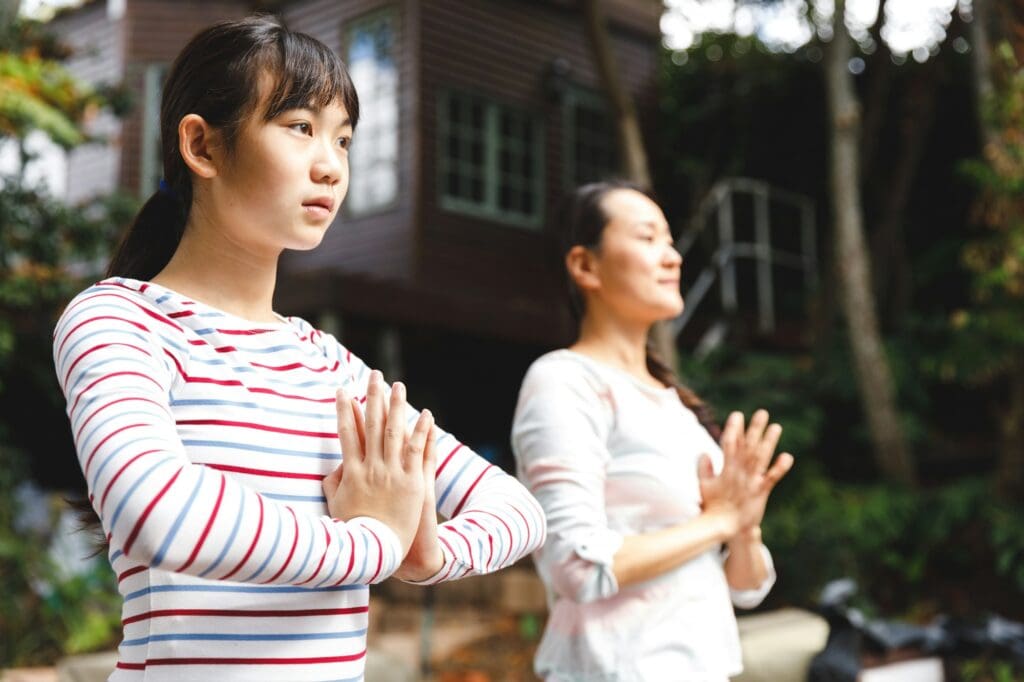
top-left (118, 0), bottom-right (252, 195)
top-left (277, 0), bottom-right (418, 282)
top-left (412, 0), bottom-right (661, 343)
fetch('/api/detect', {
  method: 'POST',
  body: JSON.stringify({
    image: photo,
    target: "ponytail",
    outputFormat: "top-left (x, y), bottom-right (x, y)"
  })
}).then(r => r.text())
top-left (106, 184), bottom-right (189, 279)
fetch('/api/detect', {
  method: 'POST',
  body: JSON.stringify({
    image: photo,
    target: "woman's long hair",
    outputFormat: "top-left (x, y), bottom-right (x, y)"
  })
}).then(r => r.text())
top-left (559, 180), bottom-right (721, 440)
top-left (71, 13), bottom-right (361, 550)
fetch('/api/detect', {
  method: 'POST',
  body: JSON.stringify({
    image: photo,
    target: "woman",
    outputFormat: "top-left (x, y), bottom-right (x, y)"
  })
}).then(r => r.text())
top-left (52, 15), bottom-right (544, 681)
top-left (511, 180), bottom-right (794, 681)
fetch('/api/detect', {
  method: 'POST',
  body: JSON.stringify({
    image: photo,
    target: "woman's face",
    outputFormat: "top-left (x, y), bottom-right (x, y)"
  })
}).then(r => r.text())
top-left (586, 188), bottom-right (684, 324)
top-left (203, 86), bottom-right (352, 257)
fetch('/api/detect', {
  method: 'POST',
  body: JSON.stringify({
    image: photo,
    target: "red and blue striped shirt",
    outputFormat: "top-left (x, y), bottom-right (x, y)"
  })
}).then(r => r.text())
top-left (52, 277), bottom-right (546, 681)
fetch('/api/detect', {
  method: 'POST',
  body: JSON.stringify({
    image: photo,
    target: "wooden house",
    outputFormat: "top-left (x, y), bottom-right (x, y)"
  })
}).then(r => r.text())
top-left (48, 0), bottom-right (664, 469)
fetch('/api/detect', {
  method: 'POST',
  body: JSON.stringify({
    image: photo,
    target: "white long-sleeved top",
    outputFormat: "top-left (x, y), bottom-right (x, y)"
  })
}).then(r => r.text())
top-left (511, 349), bottom-right (775, 682)
top-left (52, 277), bottom-right (546, 681)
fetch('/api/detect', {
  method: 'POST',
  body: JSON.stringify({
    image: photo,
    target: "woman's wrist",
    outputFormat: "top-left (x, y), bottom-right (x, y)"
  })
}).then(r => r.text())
top-left (729, 525), bottom-right (762, 547)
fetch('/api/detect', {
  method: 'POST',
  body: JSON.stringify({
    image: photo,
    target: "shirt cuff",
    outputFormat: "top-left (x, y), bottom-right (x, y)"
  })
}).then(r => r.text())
top-left (570, 528), bottom-right (624, 602)
top-left (348, 516), bottom-right (403, 584)
top-left (397, 539), bottom-right (458, 585)
top-left (728, 542), bottom-right (776, 609)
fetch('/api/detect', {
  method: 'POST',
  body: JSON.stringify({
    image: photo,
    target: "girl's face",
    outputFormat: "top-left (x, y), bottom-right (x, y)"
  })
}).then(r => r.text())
top-left (205, 90), bottom-right (352, 257)
top-left (586, 188), bottom-right (684, 324)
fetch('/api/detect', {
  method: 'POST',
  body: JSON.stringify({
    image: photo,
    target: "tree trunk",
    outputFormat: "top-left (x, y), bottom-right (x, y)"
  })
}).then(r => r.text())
top-left (870, 60), bottom-right (939, 327)
top-left (582, 0), bottom-right (652, 191)
top-left (582, 0), bottom-right (676, 368)
top-left (997, 363), bottom-right (1024, 501)
top-left (825, 0), bottom-right (915, 485)
top-left (970, 0), bottom-right (997, 150)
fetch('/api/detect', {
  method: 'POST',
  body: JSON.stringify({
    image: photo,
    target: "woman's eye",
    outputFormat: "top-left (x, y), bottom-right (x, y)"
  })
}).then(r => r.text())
top-left (337, 136), bottom-right (351, 150)
top-left (291, 122), bottom-right (312, 135)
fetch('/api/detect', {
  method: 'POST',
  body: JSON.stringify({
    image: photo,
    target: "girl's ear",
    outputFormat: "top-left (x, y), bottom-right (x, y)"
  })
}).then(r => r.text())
top-left (178, 114), bottom-right (219, 179)
top-left (565, 245), bottom-right (601, 293)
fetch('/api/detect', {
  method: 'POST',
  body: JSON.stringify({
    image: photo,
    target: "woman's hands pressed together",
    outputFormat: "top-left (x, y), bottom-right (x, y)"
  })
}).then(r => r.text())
top-left (698, 409), bottom-right (794, 543)
top-left (322, 370), bottom-right (437, 562)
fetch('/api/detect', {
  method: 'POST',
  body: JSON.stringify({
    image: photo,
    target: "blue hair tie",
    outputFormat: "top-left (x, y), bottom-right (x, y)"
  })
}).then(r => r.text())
top-left (158, 179), bottom-right (177, 199)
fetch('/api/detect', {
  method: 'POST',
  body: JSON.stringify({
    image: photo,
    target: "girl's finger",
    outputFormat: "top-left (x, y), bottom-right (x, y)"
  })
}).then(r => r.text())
top-left (351, 396), bottom-right (366, 451)
top-left (336, 387), bottom-right (364, 467)
top-left (322, 461), bottom-right (344, 500)
top-left (384, 381), bottom-right (407, 467)
top-left (363, 370), bottom-right (385, 462)
top-left (405, 409), bottom-right (433, 472)
top-left (424, 424), bottom-right (439, 479)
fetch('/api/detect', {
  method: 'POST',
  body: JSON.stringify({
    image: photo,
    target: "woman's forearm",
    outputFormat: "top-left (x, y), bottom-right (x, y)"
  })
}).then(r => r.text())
top-left (612, 511), bottom-right (734, 588)
top-left (723, 527), bottom-right (769, 591)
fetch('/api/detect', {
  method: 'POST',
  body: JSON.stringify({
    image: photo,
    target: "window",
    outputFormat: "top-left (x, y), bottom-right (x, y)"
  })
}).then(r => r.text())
top-left (438, 91), bottom-right (543, 228)
top-left (564, 87), bottom-right (618, 189)
top-left (139, 63), bottom-right (168, 197)
top-left (345, 9), bottom-right (398, 216)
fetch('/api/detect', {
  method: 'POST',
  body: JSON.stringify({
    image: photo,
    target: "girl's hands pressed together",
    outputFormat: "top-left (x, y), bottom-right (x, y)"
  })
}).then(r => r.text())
top-left (322, 370), bottom-right (433, 556)
top-left (393, 425), bottom-right (445, 582)
top-left (698, 409), bottom-right (794, 542)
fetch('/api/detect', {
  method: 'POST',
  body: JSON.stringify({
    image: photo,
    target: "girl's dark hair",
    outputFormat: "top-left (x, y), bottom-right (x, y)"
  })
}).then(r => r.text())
top-left (106, 12), bottom-right (360, 279)
top-left (74, 14), bottom-right (360, 550)
top-left (560, 179), bottom-right (721, 440)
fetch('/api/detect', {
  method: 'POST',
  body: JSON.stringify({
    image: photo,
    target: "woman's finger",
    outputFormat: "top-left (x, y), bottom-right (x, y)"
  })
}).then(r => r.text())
top-left (762, 452), bottom-right (795, 491)
top-left (720, 411), bottom-right (744, 471)
top-left (384, 381), bottom-right (407, 467)
top-left (755, 423), bottom-right (783, 473)
top-left (336, 387), bottom-right (364, 467)
top-left (744, 409), bottom-right (769, 460)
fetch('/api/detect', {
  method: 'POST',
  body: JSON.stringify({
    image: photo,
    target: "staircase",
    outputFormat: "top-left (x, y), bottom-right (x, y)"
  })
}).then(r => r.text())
top-left (671, 176), bottom-right (819, 357)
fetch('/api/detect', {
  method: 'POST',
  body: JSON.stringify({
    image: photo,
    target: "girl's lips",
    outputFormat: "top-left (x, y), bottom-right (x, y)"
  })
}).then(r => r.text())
top-left (303, 204), bottom-right (331, 218)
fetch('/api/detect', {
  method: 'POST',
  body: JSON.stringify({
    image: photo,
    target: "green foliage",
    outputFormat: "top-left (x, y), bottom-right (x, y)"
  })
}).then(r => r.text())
top-left (0, 443), bottom-right (121, 667)
top-left (0, 16), bottom-right (114, 150)
top-left (759, 468), bottom-right (1024, 619)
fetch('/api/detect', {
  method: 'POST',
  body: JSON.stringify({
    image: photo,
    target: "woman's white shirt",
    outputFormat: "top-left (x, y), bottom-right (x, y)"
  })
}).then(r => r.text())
top-left (511, 349), bottom-right (775, 682)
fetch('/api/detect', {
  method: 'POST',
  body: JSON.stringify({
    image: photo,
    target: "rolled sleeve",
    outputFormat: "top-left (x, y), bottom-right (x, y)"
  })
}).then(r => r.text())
top-left (728, 543), bottom-right (776, 609)
top-left (512, 357), bottom-right (621, 604)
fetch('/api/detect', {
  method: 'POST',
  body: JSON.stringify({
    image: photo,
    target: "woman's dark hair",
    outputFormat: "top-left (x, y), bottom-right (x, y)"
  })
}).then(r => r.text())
top-left (560, 179), bottom-right (721, 440)
top-left (72, 14), bottom-right (361, 551)
top-left (106, 12), bottom-right (360, 280)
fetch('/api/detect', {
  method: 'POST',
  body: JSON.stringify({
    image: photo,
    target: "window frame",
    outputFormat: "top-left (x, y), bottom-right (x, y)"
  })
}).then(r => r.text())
top-left (562, 84), bottom-right (619, 191)
top-left (342, 5), bottom-right (401, 219)
top-left (139, 62), bottom-right (168, 198)
top-left (436, 89), bottom-right (545, 230)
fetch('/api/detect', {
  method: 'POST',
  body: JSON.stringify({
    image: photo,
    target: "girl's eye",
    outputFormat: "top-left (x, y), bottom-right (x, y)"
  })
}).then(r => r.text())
top-left (291, 122), bottom-right (312, 135)
top-left (337, 136), bottom-right (351, 150)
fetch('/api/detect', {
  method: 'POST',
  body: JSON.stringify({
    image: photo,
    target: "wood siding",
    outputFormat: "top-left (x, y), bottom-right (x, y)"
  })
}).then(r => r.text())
top-left (51, 1), bottom-right (125, 203)
top-left (413, 0), bottom-right (660, 342)
top-left (278, 0), bottom-right (417, 282)
top-left (118, 0), bottom-right (251, 195)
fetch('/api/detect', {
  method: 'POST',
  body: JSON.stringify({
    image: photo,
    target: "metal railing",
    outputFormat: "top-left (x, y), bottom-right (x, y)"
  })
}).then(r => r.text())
top-left (671, 177), bottom-right (818, 339)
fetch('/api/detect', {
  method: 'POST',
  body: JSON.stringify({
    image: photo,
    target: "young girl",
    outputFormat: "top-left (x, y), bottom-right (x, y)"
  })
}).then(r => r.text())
top-left (52, 15), bottom-right (545, 681)
top-left (511, 180), bottom-right (794, 681)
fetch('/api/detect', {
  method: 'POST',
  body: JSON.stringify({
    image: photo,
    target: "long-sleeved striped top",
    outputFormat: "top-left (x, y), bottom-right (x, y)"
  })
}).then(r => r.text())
top-left (52, 277), bottom-right (546, 682)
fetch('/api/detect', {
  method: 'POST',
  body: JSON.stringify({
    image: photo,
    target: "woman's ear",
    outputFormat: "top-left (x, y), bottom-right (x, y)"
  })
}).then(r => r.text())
top-left (565, 245), bottom-right (600, 292)
top-left (178, 114), bottom-right (219, 179)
